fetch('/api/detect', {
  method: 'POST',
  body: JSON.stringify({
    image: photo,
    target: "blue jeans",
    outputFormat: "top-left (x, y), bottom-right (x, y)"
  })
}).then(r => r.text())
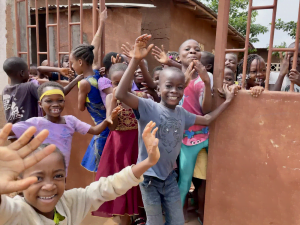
top-left (139, 171), bottom-right (184, 225)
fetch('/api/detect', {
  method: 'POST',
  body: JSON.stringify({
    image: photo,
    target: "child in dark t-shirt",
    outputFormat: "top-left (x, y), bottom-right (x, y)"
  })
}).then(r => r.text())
top-left (2, 57), bottom-right (82, 140)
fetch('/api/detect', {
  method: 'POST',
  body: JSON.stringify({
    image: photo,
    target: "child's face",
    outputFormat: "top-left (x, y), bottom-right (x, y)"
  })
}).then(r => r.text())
top-left (22, 152), bottom-right (66, 219)
top-left (30, 66), bottom-right (38, 76)
top-left (153, 70), bottom-right (161, 82)
top-left (62, 55), bottom-right (70, 68)
top-left (134, 67), bottom-right (145, 87)
top-left (179, 40), bottom-right (201, 67)
top-left (69, 53), bottom-right (83, 75)
top-left (247, 58), bottom-right (266, 87)
top-left (225, 54), bottom-right (237, 73)
top-left (39, 87), bottom-right (65, 117)
top-left (223, 68), bottom-right (235, 86)
top-left (159, 69), bottom-right (185, 109)
top-left (111, 70), bottom-right (124, 88)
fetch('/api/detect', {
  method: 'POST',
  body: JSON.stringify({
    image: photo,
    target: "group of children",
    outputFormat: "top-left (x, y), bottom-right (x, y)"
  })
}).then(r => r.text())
top-left (1, 7), bottom-right (300, 225)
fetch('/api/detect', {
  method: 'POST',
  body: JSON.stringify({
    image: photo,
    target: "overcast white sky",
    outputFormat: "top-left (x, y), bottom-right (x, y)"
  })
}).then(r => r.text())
top-left (253, 0), bottom-right (298, 48)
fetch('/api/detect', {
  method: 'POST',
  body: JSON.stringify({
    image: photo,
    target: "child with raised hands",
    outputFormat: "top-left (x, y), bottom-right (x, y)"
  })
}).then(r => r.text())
top-left (0, 121), bottom-right (160, 225)
top-left (8, 81), bottom-right (121, 174)
top-left (115, 34), bottom-right (236, 225)
top-left (92, 63), bottom-right (148, 225)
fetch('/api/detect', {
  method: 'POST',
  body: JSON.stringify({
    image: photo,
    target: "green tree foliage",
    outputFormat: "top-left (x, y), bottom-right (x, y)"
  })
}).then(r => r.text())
top-left (202, 0), bottom-right (268, 43)
top-left (274, 19), bottom-right (297, 39)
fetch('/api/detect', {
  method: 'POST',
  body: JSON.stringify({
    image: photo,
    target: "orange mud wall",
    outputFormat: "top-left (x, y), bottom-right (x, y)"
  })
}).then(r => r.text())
top-left (205, 91), bottom-right (300, 225)
top-left (169, 2), bottom-right (239, 54)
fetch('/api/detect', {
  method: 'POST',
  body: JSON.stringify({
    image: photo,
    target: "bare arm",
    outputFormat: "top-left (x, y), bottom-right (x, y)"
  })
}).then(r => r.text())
top-left (116, 34), bottom-right (154, 110)
top-left (139, 60), bottom-right (157, 89)
top-left (92, 8), bottom-right (107, 70)
top-left (115, 58), bottom-right (141, 110)
top-left (106, 93), bottom-right (119, 131)
top-left (272, 53), bottom-right (290, 91)
top-left (195, 84), bottom-right (235, 126)
top-left (78, 80), bottom-right (91, 111)
top-left (63, 75), bottom-right (84, 96)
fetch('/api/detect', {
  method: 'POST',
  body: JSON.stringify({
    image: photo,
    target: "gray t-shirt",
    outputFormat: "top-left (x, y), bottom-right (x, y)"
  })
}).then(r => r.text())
top-left (135, 98), bottom-right (196, 180)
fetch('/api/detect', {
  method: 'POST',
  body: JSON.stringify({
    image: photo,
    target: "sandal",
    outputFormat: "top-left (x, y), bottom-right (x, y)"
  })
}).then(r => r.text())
top-left (133, 217), bottom-right (146, 225)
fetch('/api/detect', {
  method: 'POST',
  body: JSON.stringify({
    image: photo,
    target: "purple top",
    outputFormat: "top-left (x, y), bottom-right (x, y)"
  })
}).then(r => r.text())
top-left (131, 81), bottom-right (139, 91)
top-left (98, 77), bottom-right (112, 107)
top-left (12, 115), bottom-right (91, 172)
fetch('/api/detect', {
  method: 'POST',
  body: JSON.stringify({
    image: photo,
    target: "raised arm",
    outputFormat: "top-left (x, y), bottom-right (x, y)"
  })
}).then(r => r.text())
top-left (92, 8), bottom-right (107, 70)
top-left (193, 60), bottom-right (213, 114)
top-left (195, 84), bottom-right (235, 126)
top-left (116, 34), bottom-right (154, 110)
top-left (152, 45), bottom-right (181, 69)
top-left (139, 59), bottom-right (157, 89)
top-left (272, 53), bottom-right (290, 91)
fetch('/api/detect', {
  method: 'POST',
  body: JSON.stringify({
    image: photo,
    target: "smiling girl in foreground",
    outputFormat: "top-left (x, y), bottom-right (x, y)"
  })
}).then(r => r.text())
top-left (0, 121), bottom-right (160, 225)
top-left (8, 81), bottom-right (120, 173)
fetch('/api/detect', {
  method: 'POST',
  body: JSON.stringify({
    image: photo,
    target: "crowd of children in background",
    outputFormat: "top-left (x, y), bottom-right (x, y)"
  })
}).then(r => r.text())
top-left (1, 7), bottom-right (300, 225)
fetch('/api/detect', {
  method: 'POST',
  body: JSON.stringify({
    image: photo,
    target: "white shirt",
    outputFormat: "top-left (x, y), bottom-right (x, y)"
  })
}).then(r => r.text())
top-left (0, 166), bottom-right (142, 225)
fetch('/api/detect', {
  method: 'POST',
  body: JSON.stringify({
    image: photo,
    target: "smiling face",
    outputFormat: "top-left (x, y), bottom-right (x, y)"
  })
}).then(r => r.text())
top-left (225, 53), bottom-right (237, 73)
top-left (134, 67), bottom-right (145, 88)
top-left (179, 39), bottom-right (201, 68)
top-left (69, 53), bottom-right (83, 75)
top-left (159, 68), bottom-right (185, 109)
top-left (39, 87), bottom-right (65, 118)
top-left (22, 152), bottom-right (66, 219)
top-left (223, 68), bottom-right (235, 85)
top-left (247, 58), bottom-right (266, 87)
top-left (287, 43), bottom-right (300, 72)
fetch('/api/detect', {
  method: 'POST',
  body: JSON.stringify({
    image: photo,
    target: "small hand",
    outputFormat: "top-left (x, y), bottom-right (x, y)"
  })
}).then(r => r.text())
top-left (140, 83), bottom-right (158, 98)
top-left (223, 84), bottom-right (235, 102)
top-left (193, 60), bottom-right (210, 84)
top-left (184, 61), bottom-right (195, 87)
top-left (142, 121), bottom-right (160, 166)
top-left (106, 106), bottom-right (121, 124)
top-left (288, 69), bottom-right (300, 86)
top-left (218, 84), bottom-right (239, 98)
top-left (68, 75), bottom-right (75, 82)
top-left (280, 52), bottom-right (290, 76)
top-left (121, 42), bottom-right (134, 59)
top-left (250, 86), bottom-right (264, 98)
top-left (99, 67), bottom-right (106, 76)
top-left (60, 68), bottom-right (74, 78)
top-left (152, 45), bottom-right (169, 64)
top-left (0, 124), bottom-right (56, 195)
top-left (132, 34), bottom-right (154, 60)
top-left (111, 54), bottom-right (122, 64)
top-left (100, 7), bottom-right (108, 21)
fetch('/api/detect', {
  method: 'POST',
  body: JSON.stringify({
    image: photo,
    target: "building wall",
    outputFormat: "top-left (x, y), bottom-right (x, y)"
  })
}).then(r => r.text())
top-left (0, 0), bottom-right (8, 93)
top-left (52, 7), bottom-right (142, 63)
top-left (169, 3), bottom-right (240, 56)
top-left (256, 48), bottom-right (281, 63)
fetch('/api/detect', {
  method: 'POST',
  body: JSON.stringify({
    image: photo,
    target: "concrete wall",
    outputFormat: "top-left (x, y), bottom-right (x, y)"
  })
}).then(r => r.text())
top-left (0, 1), bottom-right (8, 94)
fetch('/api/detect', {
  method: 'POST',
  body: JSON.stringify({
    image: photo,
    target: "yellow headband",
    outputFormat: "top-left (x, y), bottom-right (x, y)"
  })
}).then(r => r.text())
top-left (40, 89), bottom-right (65, 101)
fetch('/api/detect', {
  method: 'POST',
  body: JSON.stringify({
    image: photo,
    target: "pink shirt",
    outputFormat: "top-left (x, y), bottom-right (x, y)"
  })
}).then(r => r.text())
top-left (180, 75), bottom-right (209, 146)
top-left (98, 77), bottom-right (112, 107)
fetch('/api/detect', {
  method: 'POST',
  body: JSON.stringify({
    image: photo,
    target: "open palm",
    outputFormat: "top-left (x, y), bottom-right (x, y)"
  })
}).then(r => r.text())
top-left (142, 121), bottom-right (160, 165)
top-left (152, 45), bottom-right (169, 64)
top-left (0, 124), bottom-right (55, 195)
top-left (132, 34), bottom-right (154, 60)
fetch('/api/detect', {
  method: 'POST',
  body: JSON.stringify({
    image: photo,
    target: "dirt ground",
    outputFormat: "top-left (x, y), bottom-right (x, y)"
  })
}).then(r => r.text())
top-left (80, 211), bottom-right (200, 225)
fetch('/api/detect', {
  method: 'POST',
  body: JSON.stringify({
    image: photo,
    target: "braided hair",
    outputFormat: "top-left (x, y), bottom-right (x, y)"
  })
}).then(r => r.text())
top-left (237, 54), bottom-right (264, 76)
top-left (71, 44), bottom-right (94, 66)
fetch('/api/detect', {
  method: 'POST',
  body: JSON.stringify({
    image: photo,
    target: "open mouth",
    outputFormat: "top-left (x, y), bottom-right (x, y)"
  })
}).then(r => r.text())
top-left (50, 109), bottom-right (61, 113)
top-left (168, 96), bottom-right (179, 100)
top-left (38, 194), bottom-right (56, 200)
